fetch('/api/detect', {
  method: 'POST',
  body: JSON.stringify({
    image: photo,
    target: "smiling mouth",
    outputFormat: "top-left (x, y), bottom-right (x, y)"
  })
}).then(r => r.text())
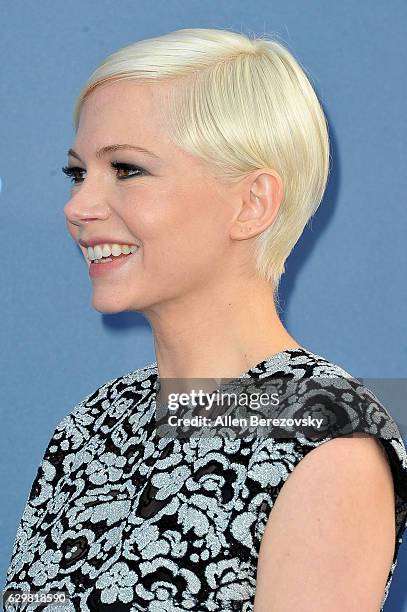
top-left (89, 247), bottom-right (140, 264)
top-left (88, 249), bottom-right (138, 264)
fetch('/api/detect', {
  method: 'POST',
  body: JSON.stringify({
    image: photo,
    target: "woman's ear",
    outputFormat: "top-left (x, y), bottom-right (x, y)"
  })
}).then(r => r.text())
top-left (229, 170), bottom-right (284, 240)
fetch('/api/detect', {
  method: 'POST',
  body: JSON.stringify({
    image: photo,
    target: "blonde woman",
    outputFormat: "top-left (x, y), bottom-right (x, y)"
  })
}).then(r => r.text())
top-left (4, 27), bottom-right (407, 611)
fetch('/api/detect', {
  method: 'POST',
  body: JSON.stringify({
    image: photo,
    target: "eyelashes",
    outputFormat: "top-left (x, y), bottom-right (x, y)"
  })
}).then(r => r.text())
top-left (61, 161), bottom-right (148, 184)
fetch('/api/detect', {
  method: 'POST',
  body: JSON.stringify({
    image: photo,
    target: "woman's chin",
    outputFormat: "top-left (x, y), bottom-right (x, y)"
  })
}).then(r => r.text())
top-left (91, 293), bottom-right (132, 314)
top-left (92, 303), bottom-right (125, 315)
top-left (90, 291), bottom-right (152, 314)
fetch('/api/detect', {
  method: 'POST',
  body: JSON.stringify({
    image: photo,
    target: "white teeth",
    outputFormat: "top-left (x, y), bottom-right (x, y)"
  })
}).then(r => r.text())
top-left (93, 245), bottom-right (103, 260)
top-left (111, 244), bottom-right (122, 257)
top-left (86, 242), bottom-right (139, 261)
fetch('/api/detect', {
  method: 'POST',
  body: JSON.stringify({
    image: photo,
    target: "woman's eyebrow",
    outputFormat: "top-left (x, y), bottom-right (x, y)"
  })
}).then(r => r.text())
top-left (67, 144), bottom-right (161, 162)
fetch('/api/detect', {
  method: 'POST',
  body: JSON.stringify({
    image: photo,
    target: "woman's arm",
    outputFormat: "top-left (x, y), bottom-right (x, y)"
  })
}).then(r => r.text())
top-left (253, 434), bottom-right (395, 611)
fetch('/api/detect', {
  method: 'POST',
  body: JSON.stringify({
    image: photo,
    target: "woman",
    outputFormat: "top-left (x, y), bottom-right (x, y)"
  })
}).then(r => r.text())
top-left (4, 27), bottom-right (407, 611)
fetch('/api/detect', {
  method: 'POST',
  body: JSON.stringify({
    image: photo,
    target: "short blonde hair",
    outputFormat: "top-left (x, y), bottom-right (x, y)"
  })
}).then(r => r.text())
top-left (73, 27), bottom-right (330, 297)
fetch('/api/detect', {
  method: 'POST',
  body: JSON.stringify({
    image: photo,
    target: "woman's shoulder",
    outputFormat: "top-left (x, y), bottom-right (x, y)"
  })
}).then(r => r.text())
top-left (246, 346), bottom-right (407, 516)
top-left (239, 346), bottom-right (407, 612)
top-left (269, 347), bottom-right (407, 458)
top-left (259, 346), bottom-right (407, 611)
top-left (258, 346), bottom-right (404, 440)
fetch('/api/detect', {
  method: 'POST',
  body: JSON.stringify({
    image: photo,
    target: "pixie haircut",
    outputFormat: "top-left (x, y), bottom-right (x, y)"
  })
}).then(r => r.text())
top-left (73, 28), bottom-right (330, 298)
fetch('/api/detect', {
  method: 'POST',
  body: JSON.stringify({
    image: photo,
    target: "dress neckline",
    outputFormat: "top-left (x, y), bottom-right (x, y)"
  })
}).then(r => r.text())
top-left (238, 346), bottom-right (309, 379)
top-left (151, 346), bottom-right (312, 391)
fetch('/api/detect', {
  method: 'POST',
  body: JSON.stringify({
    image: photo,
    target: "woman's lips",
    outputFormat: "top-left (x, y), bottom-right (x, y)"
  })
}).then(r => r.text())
top-left (88, 249), bottom-right (139, 278)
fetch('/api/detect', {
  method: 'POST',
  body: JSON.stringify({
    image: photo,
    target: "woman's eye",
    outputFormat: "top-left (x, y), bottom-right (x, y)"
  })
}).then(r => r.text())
top-left (61, 166), bottom-right (85, 184)
top-left (110, 162), bottom-right (147, 179)
top-left (61, 162), bottom-right (147, 184)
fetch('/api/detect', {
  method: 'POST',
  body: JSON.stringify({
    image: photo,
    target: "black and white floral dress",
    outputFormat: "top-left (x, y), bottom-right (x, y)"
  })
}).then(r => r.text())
top-left (4, 348), bottom-right (407, 611)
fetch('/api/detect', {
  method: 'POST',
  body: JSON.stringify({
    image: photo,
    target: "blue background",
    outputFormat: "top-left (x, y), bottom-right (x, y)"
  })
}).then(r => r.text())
top-left (1, 1), bottom-right (406, 608)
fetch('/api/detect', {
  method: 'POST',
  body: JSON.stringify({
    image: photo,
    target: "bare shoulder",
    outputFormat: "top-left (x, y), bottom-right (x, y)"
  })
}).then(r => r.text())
top-left (253, 434), bottom-right (396, 612)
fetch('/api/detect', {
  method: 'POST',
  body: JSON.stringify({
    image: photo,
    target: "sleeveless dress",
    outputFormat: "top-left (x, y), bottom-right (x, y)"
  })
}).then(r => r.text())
top-left (4, 347), bottom-right (407, 611)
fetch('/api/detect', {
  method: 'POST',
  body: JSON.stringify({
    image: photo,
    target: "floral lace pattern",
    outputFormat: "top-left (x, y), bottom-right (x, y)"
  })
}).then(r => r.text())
top-left (4, 348), bottom-right (407, 611)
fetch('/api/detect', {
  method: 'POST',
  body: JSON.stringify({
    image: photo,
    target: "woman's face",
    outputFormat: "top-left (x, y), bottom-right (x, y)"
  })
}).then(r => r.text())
top-left (64, 79), bottom-right (246, 315)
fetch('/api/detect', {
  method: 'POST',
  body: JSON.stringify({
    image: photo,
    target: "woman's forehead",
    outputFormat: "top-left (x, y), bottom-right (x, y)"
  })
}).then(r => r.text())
top-left (82, 79), bottom-right (174, 116)
top-left (76, 81), bottom-right (173, 144)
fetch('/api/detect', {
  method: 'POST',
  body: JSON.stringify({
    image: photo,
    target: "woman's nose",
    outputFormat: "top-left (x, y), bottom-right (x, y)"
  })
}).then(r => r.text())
top-left (63, 191), bottom-right (111, 226)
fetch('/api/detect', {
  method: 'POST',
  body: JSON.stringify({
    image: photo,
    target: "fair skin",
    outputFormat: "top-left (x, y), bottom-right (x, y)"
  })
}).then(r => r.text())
top-left (63, 79), bottom-right (395, 608)
top-left (253, 434), bottom-right (396, 611)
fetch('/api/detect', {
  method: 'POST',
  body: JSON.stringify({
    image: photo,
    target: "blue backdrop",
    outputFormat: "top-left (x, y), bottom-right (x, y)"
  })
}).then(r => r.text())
top-left (1, 1), bottom-right (406, 609)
